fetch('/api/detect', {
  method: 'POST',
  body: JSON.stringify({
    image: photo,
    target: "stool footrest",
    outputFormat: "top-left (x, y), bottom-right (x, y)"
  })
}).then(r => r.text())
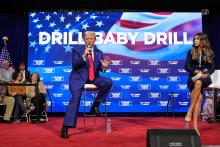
top-left (84, 115), bottom-right (96, 117)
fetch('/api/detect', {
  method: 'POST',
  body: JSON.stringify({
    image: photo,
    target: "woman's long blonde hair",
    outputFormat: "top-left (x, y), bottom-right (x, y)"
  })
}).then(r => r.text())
top-left (191, 32), bottom-right (214, 63)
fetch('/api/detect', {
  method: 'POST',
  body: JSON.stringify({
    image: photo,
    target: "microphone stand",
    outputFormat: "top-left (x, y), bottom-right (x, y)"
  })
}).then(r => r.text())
top-left (31, 83), bottom-right (40, 123)
top-left (166, 92), bottom-right (174, 117)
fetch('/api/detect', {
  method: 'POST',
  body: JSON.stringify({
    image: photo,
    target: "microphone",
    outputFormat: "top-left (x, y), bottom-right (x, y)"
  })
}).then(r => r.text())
top-left (191, 68), bottom-right (208, 82)
top-left (87, 45), bottom-right (92, 54)
top-left (192, 73), bottom-right (202, 82)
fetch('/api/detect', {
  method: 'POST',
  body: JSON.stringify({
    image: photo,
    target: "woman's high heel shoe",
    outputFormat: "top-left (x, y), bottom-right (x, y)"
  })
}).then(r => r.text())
top-left (184, 116), bottom-right (191, 122)
top-left (184, 111), bottom-right (192, 122)
top-left (184, 113), bottom-right (192, 129)
top-left (194, 128), bottom-right (200, 136)
top-left (184, 120), bottom-right (191, 129)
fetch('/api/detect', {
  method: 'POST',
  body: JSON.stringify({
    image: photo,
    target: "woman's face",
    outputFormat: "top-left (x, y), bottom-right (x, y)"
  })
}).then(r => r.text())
top-left (16, 73), bottom-right (22, 81)
top-left (194, 35), bottom-right (201, 47)
top-left (31, 73), bottom-right (38, 82)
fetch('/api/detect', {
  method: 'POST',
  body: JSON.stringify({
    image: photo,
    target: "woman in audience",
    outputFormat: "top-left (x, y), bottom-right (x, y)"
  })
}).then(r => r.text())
top-left (26, 72), bottom-right (47, 122)
top-left (7, 71), bottom-right (27, 123)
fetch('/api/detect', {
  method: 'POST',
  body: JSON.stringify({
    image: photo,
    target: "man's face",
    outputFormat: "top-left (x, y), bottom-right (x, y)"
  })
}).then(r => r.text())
top-left (84, 33), bottom-right (96, 48)
top-left (2, 61), bottom-right (9, 69)
top-left (19, 64), bottom-right (25, 70)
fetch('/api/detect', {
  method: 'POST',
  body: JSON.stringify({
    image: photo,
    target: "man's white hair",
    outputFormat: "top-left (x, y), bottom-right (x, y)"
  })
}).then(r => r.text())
top-left (84, 31), bottom-right (96, 38)
top-left (2, 36), bottom-right (8, 40)
top-left (2, 59), bottom-right (9, 63)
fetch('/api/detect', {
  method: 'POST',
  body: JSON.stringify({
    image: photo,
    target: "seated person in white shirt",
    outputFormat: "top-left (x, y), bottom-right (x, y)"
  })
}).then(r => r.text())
top-left (0, 59), bottom-right (14, 83)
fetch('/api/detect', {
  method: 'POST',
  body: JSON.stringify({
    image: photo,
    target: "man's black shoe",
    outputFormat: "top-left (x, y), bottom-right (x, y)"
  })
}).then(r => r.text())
top-left (2, 119), bottom-right (13, 124)
top-left (89, 102), bottom-right (106, 116)
top-left (60, 127), bottom-right (69, 139)
top-left (90, 107), bottom-right (106, 116)
top-left (90, 107), bottom-right (100, 115)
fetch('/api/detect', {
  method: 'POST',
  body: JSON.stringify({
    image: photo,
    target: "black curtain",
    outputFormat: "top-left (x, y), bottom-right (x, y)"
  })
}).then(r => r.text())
top-left (0, 12), bottom-right (28, 70)
top-left (203, 13), bottom-right (220, 69)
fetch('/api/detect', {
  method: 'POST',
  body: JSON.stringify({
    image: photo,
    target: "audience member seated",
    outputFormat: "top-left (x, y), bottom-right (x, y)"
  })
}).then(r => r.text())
top-left (0, 82), bottom-right (15, 123)
top-left (18, 62), bottom-right (30, 83)
top-left (0, 59), bottom-right (14, 83)
top-left (7, 71), bottom-right (27, 123)
top-left (26, 72), bottom-right (47, 122)
top-left (0, 59), bottom-right (15, 123)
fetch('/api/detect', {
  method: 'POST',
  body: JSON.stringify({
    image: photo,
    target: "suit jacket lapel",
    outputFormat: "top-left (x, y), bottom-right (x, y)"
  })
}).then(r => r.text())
top-left (81, 47), bottom-right (89, 68)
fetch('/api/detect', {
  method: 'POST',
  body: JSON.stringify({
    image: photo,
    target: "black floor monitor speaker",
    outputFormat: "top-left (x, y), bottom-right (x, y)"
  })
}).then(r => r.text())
top-left (147, 129), bottom-right (201, 147)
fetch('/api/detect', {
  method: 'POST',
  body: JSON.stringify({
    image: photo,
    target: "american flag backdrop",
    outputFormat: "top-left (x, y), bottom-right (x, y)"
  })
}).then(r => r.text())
top-left (28, 11), bottom-right (202, 112)
top-left (0, 40), bottom-right (13, 66)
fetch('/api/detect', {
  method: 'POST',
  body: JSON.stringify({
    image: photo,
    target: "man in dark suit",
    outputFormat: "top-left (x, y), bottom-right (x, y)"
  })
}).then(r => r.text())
top-left (60, 31), bottom-right (112, 138)
top-left (18, 62), bottom-right (30, 83)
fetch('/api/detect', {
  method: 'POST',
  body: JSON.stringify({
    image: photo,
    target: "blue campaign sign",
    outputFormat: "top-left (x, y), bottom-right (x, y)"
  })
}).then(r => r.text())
top-left (28, 12), bottom-right (202, 112)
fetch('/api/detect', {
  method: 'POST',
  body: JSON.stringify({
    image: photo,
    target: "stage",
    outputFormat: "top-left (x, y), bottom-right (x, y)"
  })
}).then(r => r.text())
top-left (0, 117), bottom-right (220, 147)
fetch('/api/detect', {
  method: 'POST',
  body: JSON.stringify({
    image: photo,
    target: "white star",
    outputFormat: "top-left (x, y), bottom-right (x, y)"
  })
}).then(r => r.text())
top-left (35, 24), bottom-right (43, 29)
top-left (75, 15), bottom-right (81, 22)
top-left (30, 41), bottom-right (37, 47)
top-left (28, 32), bottom-right (32, 37)
top-left (49, 22), bottom-right (56, 28)
top-left (65, 23), bottom-right (71, 29)
top-left (64, 45), bottom-right (73, 53)
top-left (54, 29), bottom-right (60, 32)
top-left (82, 23), bottom-right (89, 30)
top-left (60, 15), bottom-right (65, 22)
top-left (84, 12), bottom-right (89, 15)
top-left (95, 21), bottom-right (104, 27)
top-left (45, 45), bottom-right (51, 53)
top-left (53, 12), bottom-right (57, 15)
top-left (68, 12), bottom-right (72, 16)
top-left (90, 15), bottom-right (98, 20)
top-left (30, 13), bottom-right (36, 17)
top-left (32, 18), bottom-right (39, 23)
top-left (35, 48), bottom-right (38, 52)
top-left (45, 15), bottom-right (51, 21)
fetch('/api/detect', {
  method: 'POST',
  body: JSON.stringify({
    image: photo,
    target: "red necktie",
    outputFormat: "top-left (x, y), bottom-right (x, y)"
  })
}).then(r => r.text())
top-left (88, 54), bottom-right (95, 81)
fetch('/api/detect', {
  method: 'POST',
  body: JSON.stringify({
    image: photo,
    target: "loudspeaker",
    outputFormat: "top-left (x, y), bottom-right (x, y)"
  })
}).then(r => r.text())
top-left (147, 129), bottom-right (201, 147)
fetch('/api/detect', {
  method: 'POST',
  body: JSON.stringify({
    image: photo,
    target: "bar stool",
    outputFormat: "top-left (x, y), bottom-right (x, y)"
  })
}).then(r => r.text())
top-left (83, 84), bottom-right (107, 134)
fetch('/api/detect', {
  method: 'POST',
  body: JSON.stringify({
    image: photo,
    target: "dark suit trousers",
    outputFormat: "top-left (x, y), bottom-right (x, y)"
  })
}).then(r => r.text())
top-left (63, 89), bottom-right (83, 128)
top-left (13, 94), bottom-right (25, 120)
top-left (91, 76), bottom-right (112, 103)
top-left (63, 76), bottom-right (112, 128)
